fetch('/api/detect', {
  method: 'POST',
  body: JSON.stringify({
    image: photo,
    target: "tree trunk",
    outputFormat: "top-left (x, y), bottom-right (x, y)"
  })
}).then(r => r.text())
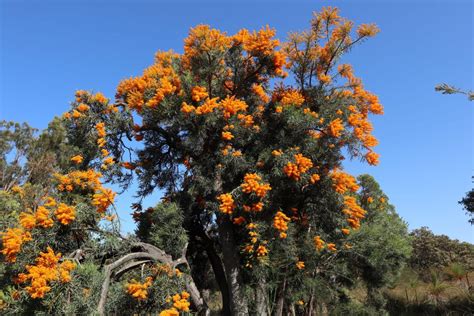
top-left (218, 215), bottom-right (249, 315)
top-left (256, 278), bottom-right (268, 316)
top-left (274, 277), bottom-right (287, 316)
top-left (196, 228), bottom-right (232, 315)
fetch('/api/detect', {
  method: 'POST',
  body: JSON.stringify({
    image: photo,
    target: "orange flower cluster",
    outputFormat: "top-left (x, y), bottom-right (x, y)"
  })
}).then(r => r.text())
top-left (36, 206), bottom-right (54, 228)
top-left (327, 118), bottom-right (344, 137)
top-left (310, 173), bottom-right (320, 184)
top-left (221, 131), bottom-right (234, 141)
top-left (365, 151), bottom-right (379, 166)
top-left (296, 261), bottom-right (305, 270)
top-left (283, 154), bottom-right (313, 181)
top-left (242, 201), bottom-right (263, 212)
top-left (125, 277), bottom-right (153, 300)
top-left (217, 193), bottom-right (235, 214)
top-left (343, 196), bottom-right (366, 230)
top-left (70, 155), bottom-right (83, 164)
top-left (251, 84), bottom-right (270, 104)
top-left (117, 50), bottom-right (180, 112)
top-left (92, 188), bottom-right (116, 214)
top-left (76, 103), bottom-right (90, 112)
top-left (240, 173), bottom-right (271, 198)
top-left (159, 291), bottom-right (191, 315)
top-left (234, 26), bottom-right (280, 56)
top-left (356, 23), bottom-right (380, 37)
top-left (55, 169), bottom-right (102, 192)
top-left (17, 247), bottom-right (76, 298)
top-left (1, 228), bottom-right (32, 262)
top-left (19, 212), bottom-right (36, 230)
top-left (279, 90), bottom-right (305, 107)
top-left (183, 25), bottom-right (231, 64)
top-left (314, 236), bottom-right (325, 251)
top-left (54, 203), bottom-right (76, 225)
top-left (273, 211), bottom-right (291, 238)
top-left (327, 243), bottom-right (337, 252)
top-left (220, 96), bottom-right (248, 118)
top-left (191, 86), bottom-right (208, 102)
top-left (330, 170), bottom-right (359, 194)
top-left (256, 245), bottom-right (268, 257)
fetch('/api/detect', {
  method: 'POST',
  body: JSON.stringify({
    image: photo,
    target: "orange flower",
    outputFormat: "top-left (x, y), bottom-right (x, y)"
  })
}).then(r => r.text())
top-left (330, 170), bottom-right (359, 194)
top-left (220, 96), bottom-right (248, 118)
top-left (92, 188), bottom-right (116, 213)
top-left (273, 211), bottom-right (291, 238)
top-left (76, 103), bottom-right (90, 112)
top-left (54, 203), bottom-right (76, 225)
top-left (280, 90), bottom-right (305, 107)
top-left (313, 236), bottom-right (325, 251)
top-left (217, 193), bottom-right (235, 214)
top-left (191, 86), bottom-right (208, 102)
top-left (70, 155), bottom-right (84, 164)
top-left (233, 216), bottom-right (246, 225)
top-left (19, 212), bottom-right (36, 230)
top-left (310, 174), bottom-right (320, 184)
top-left (36, 206), bottom-right (54, 228)
top-left (341, 228), bottom-right (350, 235)
top-left (241, 173), bottom-right (271, 198)
top-left (126, 277), bottom-right (153, 301)
top-left (356, 23), bottom-right (380, 37)
top-left (327, 243), bottom-right (337, 252)
top-left (256, 245), bottom-right (268, 257)
top-left (221, 131), bottom-right (234, 141)
top-left (283, 154), bottom-right (313, 181)
top-left (365, 151), bottom-right (379, 166)
top-left (1, 228), bottom-right (32, 262)
top-left (327, 118), bottom-right (344, 137)
top-left (296, 261), bottom-right (305, 270)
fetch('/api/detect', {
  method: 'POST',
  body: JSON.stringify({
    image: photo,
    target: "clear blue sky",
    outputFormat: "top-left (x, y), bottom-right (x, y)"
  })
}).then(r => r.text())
top-left (1, 0), bottom-right (472, 242)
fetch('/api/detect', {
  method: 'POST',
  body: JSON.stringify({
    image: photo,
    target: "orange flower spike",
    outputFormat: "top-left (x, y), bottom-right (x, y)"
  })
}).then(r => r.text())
top-left (95, 122), bottom-right (106, 138)
top-left (273, 211), bottom-right (291, 238)
top-left (217, 193), bottom-right (235, 214)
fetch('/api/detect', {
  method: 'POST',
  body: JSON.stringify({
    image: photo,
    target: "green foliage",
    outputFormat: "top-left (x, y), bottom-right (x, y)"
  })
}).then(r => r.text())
top-left (135, 202), bottom-right (188, 259)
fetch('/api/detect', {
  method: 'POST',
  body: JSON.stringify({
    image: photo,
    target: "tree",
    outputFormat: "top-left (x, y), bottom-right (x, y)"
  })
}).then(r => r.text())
top-left (1, 7), bottom-right (387, 315)
top-left (459, 186), bottom-right (474, 225)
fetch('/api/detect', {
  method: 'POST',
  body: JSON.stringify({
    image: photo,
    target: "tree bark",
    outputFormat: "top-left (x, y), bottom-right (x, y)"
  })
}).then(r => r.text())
top-left (255, 279), bottom-right (268, 316)
top-left (196, 228), bottom-right (232, 316)
top-left (274, 277), bottom-right (287, 316)
top-left (218, 215), bottom-right (249, 315)
top-left (97, 243), bottom-right (206, 315)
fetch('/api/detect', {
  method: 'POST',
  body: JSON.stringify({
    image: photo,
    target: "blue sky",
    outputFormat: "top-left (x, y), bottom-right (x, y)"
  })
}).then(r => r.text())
top-left (1, 0), bottom-right (472, 242)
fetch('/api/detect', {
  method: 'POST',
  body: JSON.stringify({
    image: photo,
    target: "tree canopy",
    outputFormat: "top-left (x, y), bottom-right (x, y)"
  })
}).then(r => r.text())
top-left (0, 7), bottom-right (421, 316)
